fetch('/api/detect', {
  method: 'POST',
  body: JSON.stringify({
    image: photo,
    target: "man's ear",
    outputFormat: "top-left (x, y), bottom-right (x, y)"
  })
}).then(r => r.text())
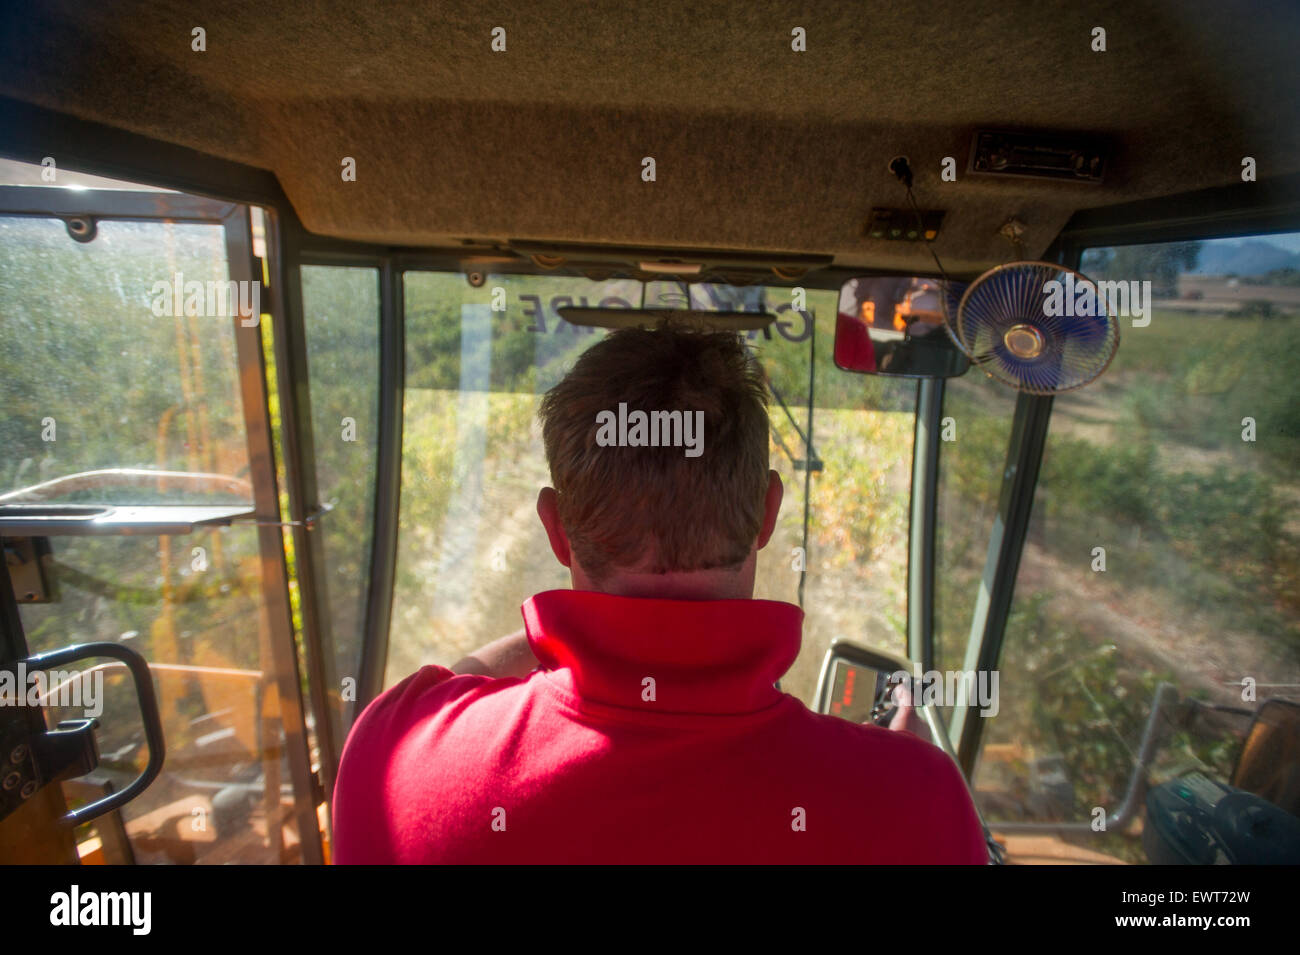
top-left (537, 487), bottom-right (572, 568)
top-left (755, 469), bottom-right (784, 550)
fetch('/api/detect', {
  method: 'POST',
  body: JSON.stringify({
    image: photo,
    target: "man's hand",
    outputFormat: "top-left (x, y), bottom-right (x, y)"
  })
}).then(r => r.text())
top-left (450, 628), bottom-right (541, 679)
top-left (886, 680), bottom-right (932, 743)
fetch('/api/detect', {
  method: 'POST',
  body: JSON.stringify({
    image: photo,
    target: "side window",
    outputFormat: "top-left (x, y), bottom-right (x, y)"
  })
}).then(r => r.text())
top-left (934, 373), bottom-right (1018, 682)
top-left (973, 233), bottom-right (1300, 862)
top-left (300, 265), bottom-right (380, 748)
top-left (0, 174), bottom-right (314, 862)
top-left (1, 217), bottom-right (251, 498)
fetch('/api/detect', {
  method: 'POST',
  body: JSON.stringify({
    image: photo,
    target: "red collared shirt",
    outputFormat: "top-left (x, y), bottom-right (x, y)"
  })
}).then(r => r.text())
top-left (332, 589), bottom-right (988, 864)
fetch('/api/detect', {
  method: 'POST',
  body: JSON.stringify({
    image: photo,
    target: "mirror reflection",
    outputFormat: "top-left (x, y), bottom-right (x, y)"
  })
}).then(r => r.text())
top-left (835, 276), bottom-right (970, 378)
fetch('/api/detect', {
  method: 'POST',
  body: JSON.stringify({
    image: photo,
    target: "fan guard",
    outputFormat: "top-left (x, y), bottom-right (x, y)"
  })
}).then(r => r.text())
top-left (950, 261), bottom-right (1119, 395)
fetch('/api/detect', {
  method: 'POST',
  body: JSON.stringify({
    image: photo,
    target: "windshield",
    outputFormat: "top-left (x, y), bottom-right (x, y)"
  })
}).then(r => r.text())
top-left (317, 271), bottom-right (922, 705)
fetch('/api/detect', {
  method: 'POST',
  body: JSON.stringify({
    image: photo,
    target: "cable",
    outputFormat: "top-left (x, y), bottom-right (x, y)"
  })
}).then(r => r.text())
top-left (889, 157), bottom-right (953, 286)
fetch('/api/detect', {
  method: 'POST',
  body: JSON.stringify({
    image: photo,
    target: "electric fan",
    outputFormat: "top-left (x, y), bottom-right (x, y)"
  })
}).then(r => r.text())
top-left (947, 261), bottom-right (1119, 395)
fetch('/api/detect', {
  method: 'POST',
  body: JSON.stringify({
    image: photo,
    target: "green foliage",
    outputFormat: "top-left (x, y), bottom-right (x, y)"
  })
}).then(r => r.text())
top-left (1040, 437), bottom-right (1157, 526)
top-left (299, 266), bottom-right (383, 693)
top-left (1237, 298), bottom-right (1278, 319)
top-left (0, 218), bottom-right (249, 502)
top-left (1121, 311), bottom-right (1300, 473)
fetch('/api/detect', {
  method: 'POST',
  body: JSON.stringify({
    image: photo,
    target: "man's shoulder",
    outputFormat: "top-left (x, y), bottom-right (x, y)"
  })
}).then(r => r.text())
top-left (784, 703), bottom-right (973, 792)
top-left (343, 665), bottom-right (497, 749)
top-left (335, 666), bottom-right (507, 812)
top-left (786, 705), bottom-right (987, 861)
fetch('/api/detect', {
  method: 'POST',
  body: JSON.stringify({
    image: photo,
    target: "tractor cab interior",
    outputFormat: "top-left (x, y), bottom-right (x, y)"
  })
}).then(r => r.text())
top-left (1, 1), bottom-right (1299, 869)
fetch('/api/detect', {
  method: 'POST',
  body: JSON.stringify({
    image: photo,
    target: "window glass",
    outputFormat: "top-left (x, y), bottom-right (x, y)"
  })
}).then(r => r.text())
top-left (974, 233), bottom-right (1300, 863)
top-left (933, 373), bottom-right (1018, 690)
top-left (299, 265), bottom-right (381, 744)
top-left (391, 275), bottom-right (916, 704)
top-left (20, 530), bottom-right (301, 864)
top-left (0, 217), bottom-right (250, 505)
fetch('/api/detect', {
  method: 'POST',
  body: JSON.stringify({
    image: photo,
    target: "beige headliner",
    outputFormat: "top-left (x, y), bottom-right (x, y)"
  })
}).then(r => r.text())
top-left (1, 0), bottom-right (1297, 273)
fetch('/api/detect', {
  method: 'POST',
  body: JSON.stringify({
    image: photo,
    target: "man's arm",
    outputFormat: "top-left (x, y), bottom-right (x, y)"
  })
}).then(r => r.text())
top-left (450, 628), bottom-right (541, 679)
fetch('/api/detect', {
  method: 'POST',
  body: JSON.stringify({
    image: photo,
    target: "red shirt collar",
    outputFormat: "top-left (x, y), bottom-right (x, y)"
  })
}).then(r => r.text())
top-left (521, 589), bottom-right (803, 715)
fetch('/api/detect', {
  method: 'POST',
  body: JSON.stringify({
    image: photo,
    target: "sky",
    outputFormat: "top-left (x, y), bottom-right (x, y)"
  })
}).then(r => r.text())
top-left (1219, 231), bottom-right (1300, 253)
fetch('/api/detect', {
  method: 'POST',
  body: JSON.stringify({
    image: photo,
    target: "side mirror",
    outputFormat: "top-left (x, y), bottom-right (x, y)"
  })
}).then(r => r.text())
top-left (1233, 698), bottom-right (1300, 816)
top-left (835, 276), bottom-right (970, 378)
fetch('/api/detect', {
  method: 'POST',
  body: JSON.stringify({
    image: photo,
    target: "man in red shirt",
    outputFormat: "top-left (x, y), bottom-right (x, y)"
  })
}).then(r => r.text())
top-left (332, 323), bottom-right (988, 864)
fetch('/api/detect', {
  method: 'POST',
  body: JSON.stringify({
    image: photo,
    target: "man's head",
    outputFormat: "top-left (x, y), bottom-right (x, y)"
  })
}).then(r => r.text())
top-left (537, 323), bottom-right (782, 600)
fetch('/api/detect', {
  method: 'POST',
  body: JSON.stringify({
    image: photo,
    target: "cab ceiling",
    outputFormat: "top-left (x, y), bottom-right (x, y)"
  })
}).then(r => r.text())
top-left (1, 0), bottom-right (1298, 274)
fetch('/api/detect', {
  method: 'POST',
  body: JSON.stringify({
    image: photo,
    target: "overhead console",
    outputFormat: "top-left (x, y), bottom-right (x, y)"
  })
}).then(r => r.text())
top-left (969, 129), bottom-right (1110, 185)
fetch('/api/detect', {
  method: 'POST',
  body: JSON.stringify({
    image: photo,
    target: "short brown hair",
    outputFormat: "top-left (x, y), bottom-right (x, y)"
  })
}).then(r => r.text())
top-left (539, 323), bottom-right (771, 581)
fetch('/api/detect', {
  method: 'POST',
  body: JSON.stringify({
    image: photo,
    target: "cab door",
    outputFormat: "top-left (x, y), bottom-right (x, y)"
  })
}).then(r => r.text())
top-left (0, 167), bottom-right (322, 864)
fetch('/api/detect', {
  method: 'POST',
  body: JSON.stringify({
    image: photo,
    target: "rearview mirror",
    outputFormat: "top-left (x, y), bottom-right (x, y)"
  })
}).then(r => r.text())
top-left (835, 276), bottom-right (970, 378)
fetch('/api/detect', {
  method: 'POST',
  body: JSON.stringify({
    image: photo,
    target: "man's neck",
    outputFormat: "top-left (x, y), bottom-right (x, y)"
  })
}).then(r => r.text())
top-left (572, 558), bottom-right (757, 601)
